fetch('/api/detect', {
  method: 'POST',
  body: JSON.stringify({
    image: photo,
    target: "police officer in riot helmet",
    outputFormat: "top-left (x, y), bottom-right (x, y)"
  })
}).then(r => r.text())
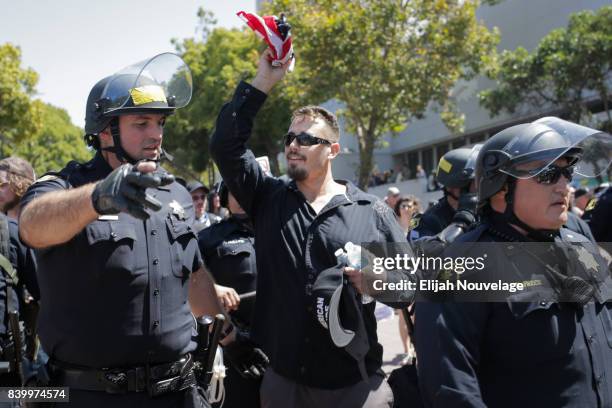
top-left (198, 182), bottom-right (266, 408)
top-left (19, 54), bottom-right (228, 407)
top-left (409, 146), bottom-right (480, 242)
top-left (408, 146), bottom-right (481, 263)
top-left (415, 117), bottom-right (612, 408)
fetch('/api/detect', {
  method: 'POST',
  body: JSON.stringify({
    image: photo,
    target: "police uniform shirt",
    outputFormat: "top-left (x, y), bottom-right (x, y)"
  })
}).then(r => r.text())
top-left (20, 153), bottom-right (202, 368)
top-left (198, 217), bottom-right (257, 326)
top-left (415, 213), bottom-right (612, 408)
top-left (564, 210), bottom-right (596, 243)
top-left (409, 197), bottom-right (455, 240)
top-left (583, 187), bottom-right (612, 242)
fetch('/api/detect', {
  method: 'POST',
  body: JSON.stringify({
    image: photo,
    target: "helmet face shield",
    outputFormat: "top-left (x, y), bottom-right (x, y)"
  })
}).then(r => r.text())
top-left (498, 117), bottom-right (611, 180)
top-left (97, 53), bottom-right (193, 116)
top-left (464, 144), bottom-right (483, 179)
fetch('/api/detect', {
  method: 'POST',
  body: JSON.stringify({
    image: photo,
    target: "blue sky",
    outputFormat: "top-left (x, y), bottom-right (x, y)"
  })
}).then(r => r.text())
top-left (1, 0), bottom-right (255, 127)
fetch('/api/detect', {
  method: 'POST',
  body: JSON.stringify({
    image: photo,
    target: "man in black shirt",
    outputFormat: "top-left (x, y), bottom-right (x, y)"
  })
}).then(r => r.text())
top-left (210, 50), bottom-right (412, 408)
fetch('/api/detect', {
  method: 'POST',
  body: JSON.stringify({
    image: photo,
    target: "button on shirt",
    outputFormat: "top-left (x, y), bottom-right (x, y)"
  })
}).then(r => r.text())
top-left (210, 81), bottom-right (414, 389)
top-left (20, 153), bottom-right (202, 368)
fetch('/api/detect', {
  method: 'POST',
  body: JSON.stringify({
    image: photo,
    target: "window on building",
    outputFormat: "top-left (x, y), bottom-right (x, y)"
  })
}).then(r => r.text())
top-left (471, 134), bottom-right (486, 144)
top-left (422, 147), bottom-right (434, 175)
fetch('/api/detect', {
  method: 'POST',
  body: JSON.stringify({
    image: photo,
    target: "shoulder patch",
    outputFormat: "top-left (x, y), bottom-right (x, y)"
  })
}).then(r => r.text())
top-left (584, 197), bottom-right (598, 212)
top-left (408, 215), bottom-right (421, 231)
top-left (34, 174), bottom-right (59, 184)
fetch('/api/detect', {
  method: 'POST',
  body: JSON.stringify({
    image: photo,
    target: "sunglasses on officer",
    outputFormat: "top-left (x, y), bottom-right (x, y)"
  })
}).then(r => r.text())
top-left (283, 131), bottom-right (332, 147)
top-left (534, 165), bottom-right (575, 185)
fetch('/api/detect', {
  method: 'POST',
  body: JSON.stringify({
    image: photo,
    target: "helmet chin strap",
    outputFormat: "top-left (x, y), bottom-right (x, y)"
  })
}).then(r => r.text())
top-left (444, 188), bottom-right (459, 201)
top-left (100, 117), bottom-right (139, 165)
top-left (503, 179), bottom-right (558, 242)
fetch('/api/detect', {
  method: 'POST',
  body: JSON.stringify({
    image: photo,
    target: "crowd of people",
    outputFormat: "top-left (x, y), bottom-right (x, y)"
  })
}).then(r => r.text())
top-left (0, 47), bottom-right (610, 408)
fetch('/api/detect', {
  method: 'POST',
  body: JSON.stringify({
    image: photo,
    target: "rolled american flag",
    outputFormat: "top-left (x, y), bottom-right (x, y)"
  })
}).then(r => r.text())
top-left (237, 10), bottom-right (295, 71)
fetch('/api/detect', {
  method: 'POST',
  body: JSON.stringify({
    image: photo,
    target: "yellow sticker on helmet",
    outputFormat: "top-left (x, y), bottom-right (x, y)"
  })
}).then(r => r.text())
top-left (129, 85), bottom-right (167, 106)
top-left (438, 157), bottom-right (453, 174)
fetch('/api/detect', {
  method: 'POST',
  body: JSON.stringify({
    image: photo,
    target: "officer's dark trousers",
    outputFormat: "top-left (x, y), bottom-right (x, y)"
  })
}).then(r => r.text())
top-left (213, 361), bottom-right (261, 408)
top-left (37, 385), bottom-right (210, 408)
top-left (260, 368), bottom-right (394, 408)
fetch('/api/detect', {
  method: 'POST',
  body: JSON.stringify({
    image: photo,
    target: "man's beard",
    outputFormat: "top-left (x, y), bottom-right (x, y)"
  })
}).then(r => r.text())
top-left (287, 165), bottom-right (308, 181)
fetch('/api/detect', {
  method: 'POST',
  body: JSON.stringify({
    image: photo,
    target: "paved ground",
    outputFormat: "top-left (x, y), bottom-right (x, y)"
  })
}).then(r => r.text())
top-left (375, 303), bottom-right (410, 374)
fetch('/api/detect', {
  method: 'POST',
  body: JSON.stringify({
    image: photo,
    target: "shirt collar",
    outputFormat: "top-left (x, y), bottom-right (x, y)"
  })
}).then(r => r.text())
top-left (286, 179), bottom-right (374, 204)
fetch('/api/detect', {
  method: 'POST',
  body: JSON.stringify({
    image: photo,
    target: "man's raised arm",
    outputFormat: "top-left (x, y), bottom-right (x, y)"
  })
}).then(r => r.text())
top-left (209, 50), bottom-right (291, 216)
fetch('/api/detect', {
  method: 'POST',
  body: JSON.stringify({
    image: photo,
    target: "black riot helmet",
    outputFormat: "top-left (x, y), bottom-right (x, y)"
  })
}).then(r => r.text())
top-left (475, 116), bottom-right (612, 237)
top-left (436, 145), bottom-right (482, 190)
top-left (84, 53), bottom-right (192, 163)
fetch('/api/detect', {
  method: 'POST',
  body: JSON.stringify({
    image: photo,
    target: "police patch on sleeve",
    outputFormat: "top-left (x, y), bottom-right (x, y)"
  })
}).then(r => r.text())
top-left (33, 174), bottom-right (59, 184)
top-left (409, 215), bottom-right (421, 231)
top-left (584, 197), bottom-right (598, 212)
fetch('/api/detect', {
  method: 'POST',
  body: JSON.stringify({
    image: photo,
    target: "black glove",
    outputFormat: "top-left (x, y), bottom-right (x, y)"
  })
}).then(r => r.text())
top-left (455, 192), bottom-right (478, 224)
top-left (412, 236), bottom-right (447, 258)
top-left (91, 162), bottom-right (174, 220)
top-left (223, 330), bottom-right (269, 380)
top-left (437, 193), bottom-right (478, 243)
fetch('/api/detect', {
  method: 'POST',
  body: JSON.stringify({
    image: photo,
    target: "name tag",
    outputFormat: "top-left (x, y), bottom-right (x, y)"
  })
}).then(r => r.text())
top-left (98, 215), bottom-right (119, 221)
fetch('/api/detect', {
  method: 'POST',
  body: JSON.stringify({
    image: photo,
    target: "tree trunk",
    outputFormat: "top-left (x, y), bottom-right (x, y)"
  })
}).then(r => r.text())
top-left (357, 125), bottom-right (376, 191)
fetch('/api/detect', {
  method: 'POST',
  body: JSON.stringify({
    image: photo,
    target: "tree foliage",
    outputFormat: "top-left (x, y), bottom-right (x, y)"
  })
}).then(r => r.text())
top-left (264, 0), bottom-right (499, 188)
top-left (479, 6), bottom-right (612, 129)
top-left (11, 102), bottom-right (92, 176)
top-left (0, 43), bottom-right (42, 151)
top-left (165, 10), bottom-right (293, 182)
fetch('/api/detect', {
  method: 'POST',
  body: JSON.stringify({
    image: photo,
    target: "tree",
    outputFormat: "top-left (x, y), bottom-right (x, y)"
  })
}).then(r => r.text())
top-left (0, 43), bottom-right (42, 154)
top-left (264, 0), bottom-right (499, 188)
top-left (11, 102), bottom-right (92, 176)
top-left (479, 6), bottom-right (612, 128)
top-left (164, 10), bottom-right (293, 183)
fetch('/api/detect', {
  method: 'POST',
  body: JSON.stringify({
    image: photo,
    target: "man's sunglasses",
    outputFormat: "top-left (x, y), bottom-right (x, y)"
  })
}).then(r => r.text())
top-left (283, 131), bottom-right (331, 147)
top-left (534, 165), bottom-right (575, 185)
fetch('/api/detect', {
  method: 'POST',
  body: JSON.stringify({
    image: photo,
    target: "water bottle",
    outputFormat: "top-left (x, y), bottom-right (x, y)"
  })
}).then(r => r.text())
top-left (342, 242), bottom-right (374, 304)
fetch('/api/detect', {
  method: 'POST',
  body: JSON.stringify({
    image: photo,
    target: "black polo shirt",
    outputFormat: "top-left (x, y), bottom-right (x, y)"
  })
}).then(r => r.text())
top-left (210, 81), bottom-right (414, 389)
top-left (20, 153), bottom-right (202, 368)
